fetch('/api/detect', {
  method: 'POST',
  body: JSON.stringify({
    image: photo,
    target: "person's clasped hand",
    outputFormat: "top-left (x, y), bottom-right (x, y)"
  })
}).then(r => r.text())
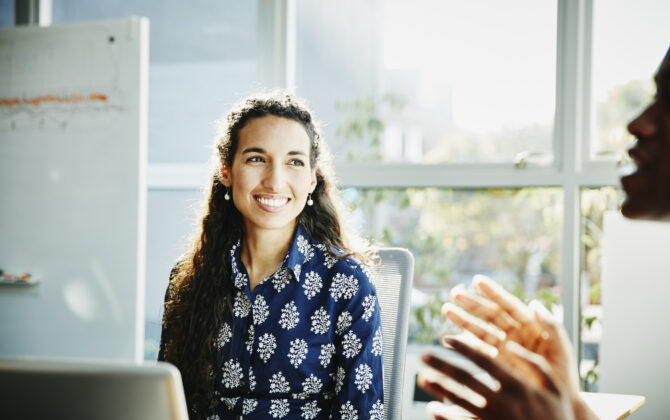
top-left (418, 336), bottom-right (576, 420)
top-left (447, 275), bottom-right (580, 399)
top-left (417, 274), bottom-right (599, 420)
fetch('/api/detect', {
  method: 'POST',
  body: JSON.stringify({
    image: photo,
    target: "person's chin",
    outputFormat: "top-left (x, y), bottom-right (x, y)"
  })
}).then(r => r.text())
top-left (621, 195), bottom-right (670, 221)
top-left (621, 195), bottom-right (648, 219)
top-left (249, 213), bottom-right (298, 231)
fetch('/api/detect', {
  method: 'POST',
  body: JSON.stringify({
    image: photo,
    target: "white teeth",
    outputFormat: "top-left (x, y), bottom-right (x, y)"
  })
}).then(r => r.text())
top-left (618, 163), bottom-right (637, 177)
top-left (257, 197), bottom-right (288, 207)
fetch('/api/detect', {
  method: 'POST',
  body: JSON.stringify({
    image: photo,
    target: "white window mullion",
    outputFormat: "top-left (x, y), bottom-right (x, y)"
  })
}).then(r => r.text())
top-left (337, 163), bottom-right (561, 189)
top-left (257, 0), bottom-right (294, 91)
top-left (555, 0), bottom-right (593, 353)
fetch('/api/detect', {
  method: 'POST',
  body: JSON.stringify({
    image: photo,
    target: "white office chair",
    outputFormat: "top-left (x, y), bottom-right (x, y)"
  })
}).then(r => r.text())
top-left (372, 247), bottom-right (414, 420)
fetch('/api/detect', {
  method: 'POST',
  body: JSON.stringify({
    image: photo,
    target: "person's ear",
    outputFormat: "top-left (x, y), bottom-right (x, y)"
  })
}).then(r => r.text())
top-left (221, 163), bottom-right (232, 187)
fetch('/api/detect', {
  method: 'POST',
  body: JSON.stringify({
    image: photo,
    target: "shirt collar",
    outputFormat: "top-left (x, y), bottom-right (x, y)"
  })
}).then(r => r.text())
top-left (286, 223), bottom-right (312, 281)
top-left (227, 224), bottom-right (313, 290)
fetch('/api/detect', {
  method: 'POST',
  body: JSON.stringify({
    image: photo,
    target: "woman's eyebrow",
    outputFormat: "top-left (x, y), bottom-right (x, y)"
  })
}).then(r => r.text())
top-left (241, 147), bottom-right (265, 154)
top-left (287, 150), bottom-right (308, 156)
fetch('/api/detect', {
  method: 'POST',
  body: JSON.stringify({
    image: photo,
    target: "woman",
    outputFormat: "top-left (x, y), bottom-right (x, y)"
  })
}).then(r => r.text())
top-left (158, 91), bottom-right (384, 420)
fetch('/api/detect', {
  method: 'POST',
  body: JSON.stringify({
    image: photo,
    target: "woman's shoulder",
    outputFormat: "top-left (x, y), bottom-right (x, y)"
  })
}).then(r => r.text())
top-left (297, 226), bottom-right (374, 286)
top-left (331, 253), bottom-right (370, 277)
top-left (323, 252), bottom-right (378, 297)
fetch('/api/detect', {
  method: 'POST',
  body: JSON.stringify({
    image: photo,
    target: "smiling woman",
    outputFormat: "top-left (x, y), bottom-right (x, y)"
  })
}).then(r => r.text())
top-left (158, 91), bottom-right (384, 419)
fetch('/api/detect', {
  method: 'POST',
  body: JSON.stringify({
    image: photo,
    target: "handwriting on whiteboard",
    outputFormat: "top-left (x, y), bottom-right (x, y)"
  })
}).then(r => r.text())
top-left (0, 91), bottom-right (124, 132)
top-left (0, 94), bottom-right (108, 108)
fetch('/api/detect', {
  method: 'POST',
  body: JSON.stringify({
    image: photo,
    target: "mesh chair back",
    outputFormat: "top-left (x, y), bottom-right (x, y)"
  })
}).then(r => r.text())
top-left (372, 248), bottom-right (414, 420)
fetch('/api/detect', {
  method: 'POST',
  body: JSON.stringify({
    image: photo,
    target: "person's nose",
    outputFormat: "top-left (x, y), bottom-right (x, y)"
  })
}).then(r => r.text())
top-left (627, 104), bottom-right (657, 140)
top-left (262, 162), bottom-right (284, 191)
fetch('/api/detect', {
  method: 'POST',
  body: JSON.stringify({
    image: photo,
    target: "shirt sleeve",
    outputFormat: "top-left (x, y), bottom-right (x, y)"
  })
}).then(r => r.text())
top-left (329, 261), bottom-right (385, 420)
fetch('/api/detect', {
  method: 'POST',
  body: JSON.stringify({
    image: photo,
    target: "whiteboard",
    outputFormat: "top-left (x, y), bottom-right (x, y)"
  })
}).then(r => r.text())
top-left (0, 17), bottom-right (149, 361)
top-left (600, 211), bottom-right (670, 420)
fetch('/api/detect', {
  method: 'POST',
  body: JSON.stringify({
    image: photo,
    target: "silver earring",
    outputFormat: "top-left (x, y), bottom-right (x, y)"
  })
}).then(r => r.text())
top-left (224, 187), bottom-right (231, 201)
top-left (307, 193), bottom-right (313, 206)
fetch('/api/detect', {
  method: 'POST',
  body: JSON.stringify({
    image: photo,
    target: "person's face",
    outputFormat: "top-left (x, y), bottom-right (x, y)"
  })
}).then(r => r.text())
top-left (621, 49), bottom-right (670, 220)
top-left (222, 115), bottom-right (317, 236)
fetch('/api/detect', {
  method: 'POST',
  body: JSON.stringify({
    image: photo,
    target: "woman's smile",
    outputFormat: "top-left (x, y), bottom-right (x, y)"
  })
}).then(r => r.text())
top-left (254, 194), bottom-right (291, 212)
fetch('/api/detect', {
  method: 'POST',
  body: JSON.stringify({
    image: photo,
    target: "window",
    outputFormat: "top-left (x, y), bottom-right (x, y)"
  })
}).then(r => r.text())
top-left (344, 187), bottom-right (563, 345)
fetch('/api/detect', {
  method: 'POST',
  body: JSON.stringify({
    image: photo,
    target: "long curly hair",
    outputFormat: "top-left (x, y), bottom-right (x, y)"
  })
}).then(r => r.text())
top-left (159, 91), bottom-right (372, 415)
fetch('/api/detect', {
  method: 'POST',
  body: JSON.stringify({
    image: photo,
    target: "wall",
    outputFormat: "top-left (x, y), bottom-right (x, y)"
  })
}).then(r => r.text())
top-left (600, 211), bottom-right (670, 419)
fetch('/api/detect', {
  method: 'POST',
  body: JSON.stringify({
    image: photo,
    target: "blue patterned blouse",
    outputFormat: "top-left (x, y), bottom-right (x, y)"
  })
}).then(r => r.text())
top-left (206, 224), bottom-right (384, 419)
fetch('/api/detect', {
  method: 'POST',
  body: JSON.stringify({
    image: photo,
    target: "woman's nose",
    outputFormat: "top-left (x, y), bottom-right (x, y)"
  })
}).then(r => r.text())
top-left (262, 163), bottom-right (284, 189)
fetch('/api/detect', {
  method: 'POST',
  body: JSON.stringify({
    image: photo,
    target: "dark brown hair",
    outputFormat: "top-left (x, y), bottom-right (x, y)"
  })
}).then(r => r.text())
top-left (159, 91), bottom-right (371, 415)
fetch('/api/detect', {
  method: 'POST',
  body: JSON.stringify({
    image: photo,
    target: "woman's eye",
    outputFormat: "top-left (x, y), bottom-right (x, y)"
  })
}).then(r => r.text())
top-left (247, 156), bottom-right (264, 163)
top-left (289, 159), bottom-right (305, 167)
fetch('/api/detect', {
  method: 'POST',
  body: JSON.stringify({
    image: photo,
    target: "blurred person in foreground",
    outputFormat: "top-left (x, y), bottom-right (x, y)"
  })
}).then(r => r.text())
top-left (417, 45), bottom-right (670, 420)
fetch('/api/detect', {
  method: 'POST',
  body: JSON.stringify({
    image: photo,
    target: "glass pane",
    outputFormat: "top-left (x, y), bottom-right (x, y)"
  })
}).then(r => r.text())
top-left (579, 187), bottom-right (623, 391)
top-left (590, 0), bottom-right (670, 161)
top-left (344, 188), bottom-right (563, 343)
top-left (297, 0), bottom-right (557, 164)
top-left (52, 0), bottom-right (261, 164)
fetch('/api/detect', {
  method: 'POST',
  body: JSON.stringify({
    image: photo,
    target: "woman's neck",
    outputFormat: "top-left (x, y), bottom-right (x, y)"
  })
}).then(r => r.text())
top-left (240, 223), bottom-right (296, 291)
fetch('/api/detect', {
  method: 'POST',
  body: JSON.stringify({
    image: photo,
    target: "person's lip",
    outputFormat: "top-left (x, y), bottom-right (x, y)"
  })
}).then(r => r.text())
top-left (621, 163), bottom-right (653, 193)
top-left (253, 194), bottom-right (290, 212)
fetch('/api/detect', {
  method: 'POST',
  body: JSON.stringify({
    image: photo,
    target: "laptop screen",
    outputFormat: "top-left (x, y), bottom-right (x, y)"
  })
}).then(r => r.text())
top-left (0, 358), bottom-right (189, 420)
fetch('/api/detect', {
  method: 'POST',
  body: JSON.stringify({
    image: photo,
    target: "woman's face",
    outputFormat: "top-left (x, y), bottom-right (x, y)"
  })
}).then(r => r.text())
top-left (222, 115), bottom-right (317, 236)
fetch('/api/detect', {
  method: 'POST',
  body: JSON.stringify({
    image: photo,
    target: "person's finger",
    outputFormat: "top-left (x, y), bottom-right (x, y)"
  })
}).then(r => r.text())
top-left (450, 286), bottom-right (521, 334)
top-left (442, 302), bottom-right (506, 348)
top-left (420, 353), bottom-right (498, 399)
top-left (472, 275), bottom-right (535, 324)
top-left (443, 336), bottom-right (521, 393)
top-left (471, 276), bottom-right (546, 351)
top-left (419, 374), bottom-right (487, 419)
top-left (441, 334), bottom-right (499, 359)
top-left (426, 401), bottom-right (478, 420)
top-left (525, 300), bottom-right (553, 349)
top-left (417, 367), bottom-right (486, 408)
top-left (504, 341), bottom-right (560, 394)
top-left (528, 299), bottom-right (555, 322)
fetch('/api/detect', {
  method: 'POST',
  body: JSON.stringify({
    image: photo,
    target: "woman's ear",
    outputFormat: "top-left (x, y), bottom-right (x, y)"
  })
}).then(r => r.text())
top-left (220, 163), bottom-right (231, 187)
